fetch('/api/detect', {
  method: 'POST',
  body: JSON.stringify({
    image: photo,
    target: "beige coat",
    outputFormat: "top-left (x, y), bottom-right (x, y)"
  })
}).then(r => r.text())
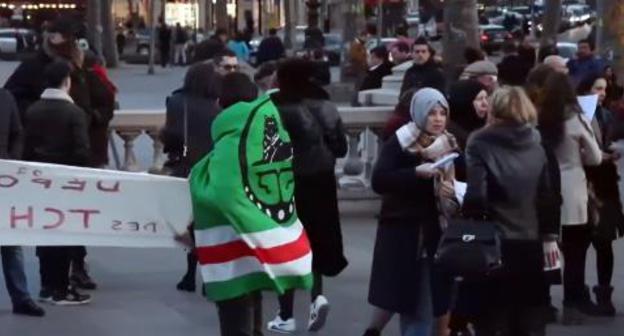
top-left (556, 113), bottom-right (602, 226)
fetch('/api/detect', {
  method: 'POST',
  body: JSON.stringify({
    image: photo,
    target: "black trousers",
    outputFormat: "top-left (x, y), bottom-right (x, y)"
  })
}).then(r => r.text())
top-left (216, 292), bottom-right (263, 336)
top-left (592, 238), bottom-right (614, 286)
top-left (37, 246), bottom-right (71, 292)
top-left (561, 225), bottom-right (592, 304)
top-left (69, 246), bottom-right (87, 271)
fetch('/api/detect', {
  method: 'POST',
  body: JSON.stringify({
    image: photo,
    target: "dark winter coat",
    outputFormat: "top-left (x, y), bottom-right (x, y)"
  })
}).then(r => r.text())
top-left (0, 89), bottom-right (23, 160)
top-left (497, 54), bottom-right (531, 86)
top-left (23, 96), bottom-right (90, 167)
top-left (160, 90), bottom-right (221, 177)
top-left (193, 36), bottom-right (225, 63)
top-left (359, 62), bottom-right (394, 91)
top-left (463, 123), bottom-right (559, 240)
top-left (256, 36), bottom-right (285, 65)
top-left (400, 59), bottom-right (446, 95)
top-left (272, 87), bottom-right (347, 176)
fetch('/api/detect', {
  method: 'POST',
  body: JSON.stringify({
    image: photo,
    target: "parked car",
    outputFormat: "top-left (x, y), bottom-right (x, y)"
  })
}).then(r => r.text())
top-left (557, 41), bottom-right (578, 60)
top-left (0, 28), bottom-right (35, 55)
top-left (323, 33), bottom-right (343, 66)
top-left (479, 24), bottom-right (513, 54)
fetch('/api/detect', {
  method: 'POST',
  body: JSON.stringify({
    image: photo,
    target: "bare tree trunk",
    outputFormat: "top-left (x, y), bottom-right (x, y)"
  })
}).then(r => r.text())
top-left (87, 0), bottom-right (103, 55)
top-left (598, 0), bottom-right (624, 77)
top-left (205, 0), bottom-right (213, 32)
top-left (443, 0), bottom-right (479, 80)
top-left (283, 0), bottom-right (293, 50)
top-left (215, 0), bottom-right (229, 33)
top-left (340, 0), bottom-right (364, 81)
top-left (101, 0), bottom-right (119, 67)
top-left (540, 0), bottom-right (562, 47)
top-left (148, 0), bottom-right (158, 75)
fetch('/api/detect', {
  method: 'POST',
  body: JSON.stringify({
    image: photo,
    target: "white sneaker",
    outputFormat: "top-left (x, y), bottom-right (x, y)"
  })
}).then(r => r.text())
top-left (267, 314), bottom-right (296, 334)
top-left (308, 295), bottom-right (330, 332)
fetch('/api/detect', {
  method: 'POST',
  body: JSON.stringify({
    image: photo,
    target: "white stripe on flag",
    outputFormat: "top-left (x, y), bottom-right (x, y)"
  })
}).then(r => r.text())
top-left (199, 251), bottom-right (312, 283)
top-left (195, 220), bottom-right (304, 249)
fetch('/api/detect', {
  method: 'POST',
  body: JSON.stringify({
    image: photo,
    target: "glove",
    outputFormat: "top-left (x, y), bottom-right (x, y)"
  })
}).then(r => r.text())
top-left (415, 163), bottom-right (438, 179)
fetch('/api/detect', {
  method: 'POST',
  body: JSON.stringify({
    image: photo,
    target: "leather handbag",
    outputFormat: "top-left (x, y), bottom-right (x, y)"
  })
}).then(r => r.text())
top-left (434, 217), bottom-right (503, 280)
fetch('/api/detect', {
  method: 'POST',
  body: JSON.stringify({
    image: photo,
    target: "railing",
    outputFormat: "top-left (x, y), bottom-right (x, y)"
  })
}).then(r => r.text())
top-left (109, 106), bottom-right (394, 187)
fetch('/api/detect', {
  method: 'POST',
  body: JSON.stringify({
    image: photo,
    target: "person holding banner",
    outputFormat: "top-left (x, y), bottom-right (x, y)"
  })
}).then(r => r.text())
top-left (0, 88), bottom-right (46, 316)
top-left (23, 60), bottom-right (91, 306)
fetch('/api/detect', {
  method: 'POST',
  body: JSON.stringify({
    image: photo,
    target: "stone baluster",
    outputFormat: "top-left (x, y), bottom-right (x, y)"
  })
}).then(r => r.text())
top-left (116, 129), bottom-right (142, 171)
top-left (146, 129), bottom-right (166, 174)
top-left (365, 127), bottom-right (384, 181)
top-left (340, 127), bottom-right (366, 189)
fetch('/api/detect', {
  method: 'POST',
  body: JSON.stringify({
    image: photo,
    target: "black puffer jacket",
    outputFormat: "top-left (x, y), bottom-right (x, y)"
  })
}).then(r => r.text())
top-left (399, 59), bottom-right (446, 95)
top-left (463, 123), bottom-right (559, 240)
top-left (0, 89), bottom-right (23, 159)
top-left (272, 89), bottom-right (347, 176)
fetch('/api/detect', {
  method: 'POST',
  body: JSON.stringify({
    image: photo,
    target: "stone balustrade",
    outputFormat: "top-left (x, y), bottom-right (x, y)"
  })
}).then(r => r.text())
top-left (110, 106), bottom-right (394, 188)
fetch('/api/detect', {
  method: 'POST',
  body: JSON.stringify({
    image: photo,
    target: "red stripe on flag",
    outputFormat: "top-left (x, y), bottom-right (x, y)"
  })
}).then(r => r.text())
top-left (196, 231), bottom-right (310, 265)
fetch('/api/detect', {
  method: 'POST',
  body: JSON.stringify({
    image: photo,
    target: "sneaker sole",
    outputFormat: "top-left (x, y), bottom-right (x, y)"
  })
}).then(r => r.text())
top-left (38, 297), bottom-right (53, 304)
top-left (308, 303), bottom-right (330, 332)
top-left (51, 298), bottom-right (92, 306)
top-left (267, 325), bottom-right (295, 334)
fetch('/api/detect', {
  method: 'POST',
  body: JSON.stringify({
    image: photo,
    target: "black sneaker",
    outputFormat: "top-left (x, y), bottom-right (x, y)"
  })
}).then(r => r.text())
top-left (70, 270), bottom-right (97, 290)
top-left (51, 288), bottom-right (91, 306)
top-left (13, 300), bottom-right (45, 317)
top-left (38, 288), bottom-right (53, 303)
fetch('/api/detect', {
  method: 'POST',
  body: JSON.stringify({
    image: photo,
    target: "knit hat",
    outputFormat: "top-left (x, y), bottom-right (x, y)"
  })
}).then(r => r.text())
top-left (410, 88), bottom-right (449, 129)
top-left (462, 60), bottom-right (498, 79)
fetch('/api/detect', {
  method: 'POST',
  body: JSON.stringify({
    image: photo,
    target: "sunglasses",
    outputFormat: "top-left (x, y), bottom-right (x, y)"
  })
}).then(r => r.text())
top-left (221, 64), bottom-right (239, 71)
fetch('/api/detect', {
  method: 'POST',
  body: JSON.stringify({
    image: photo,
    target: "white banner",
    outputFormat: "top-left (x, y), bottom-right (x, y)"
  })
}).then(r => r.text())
top-left (0, 160), bottom-right (192, 248)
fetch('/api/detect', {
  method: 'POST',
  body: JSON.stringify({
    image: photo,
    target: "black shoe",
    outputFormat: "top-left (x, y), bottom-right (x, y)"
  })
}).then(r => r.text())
top-left (176, 275), bottom-right (196, 292)
top-left (70, 270), bottom-right (97, 290)
top-left (13, 300), bottom-right (45, 317)
top-left (545, 305), bottom-right (558, 324)
top-left (362, 328), bottom-right (380, 336)
top-left (593, 286), bottom-right (616, 316)
top-left (52, 288), bottom-right (91, 306)
top-left (38, 288), bottom-right (53, 303)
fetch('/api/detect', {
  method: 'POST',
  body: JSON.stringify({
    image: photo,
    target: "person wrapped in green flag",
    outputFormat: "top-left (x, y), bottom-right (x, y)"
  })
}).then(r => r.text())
top-left (188, 75), bottom-right (313, 334)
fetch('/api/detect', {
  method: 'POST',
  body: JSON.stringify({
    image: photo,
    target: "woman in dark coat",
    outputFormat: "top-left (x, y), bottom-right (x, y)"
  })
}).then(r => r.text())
top-left (577, 73), bottom-right (624, 316)
top-left (462, 86), bottom-right (558, 335)
top-left (267, 59), bottom-right (348, 333)
top-left (161, 62), bottom-right (222, 292)
top-left (367, 88), bottom-right (460, 336)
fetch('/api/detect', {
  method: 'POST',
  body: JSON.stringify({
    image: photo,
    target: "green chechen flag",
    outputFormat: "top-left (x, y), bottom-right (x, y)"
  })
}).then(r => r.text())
top-left (189, 95), bottom-right (313, 302)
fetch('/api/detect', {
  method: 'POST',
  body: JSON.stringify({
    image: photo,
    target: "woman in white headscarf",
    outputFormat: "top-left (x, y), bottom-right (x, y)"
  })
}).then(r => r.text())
top-left (365, 88), bottom-right (459, 336)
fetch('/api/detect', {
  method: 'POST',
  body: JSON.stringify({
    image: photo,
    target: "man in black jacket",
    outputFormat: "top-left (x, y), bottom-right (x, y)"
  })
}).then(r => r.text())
top-left (24, 60), bottom-right (91, 306)
top-left (400, 37), bottom-right (446, 95)
top-left (5, 17), bottom-right (98, 290)
top-left (192, 28), bottom-right (227, 63)
top-left (359, 46), bottom-right (393, 91)
top-left (0, 89), bottom-right (46, 317)
top-left (256, 28), bottom-right (286, 66)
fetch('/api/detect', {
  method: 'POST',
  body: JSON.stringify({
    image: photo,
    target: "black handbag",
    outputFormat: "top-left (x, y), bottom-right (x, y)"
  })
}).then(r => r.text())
top-left (434, 217), bottom-right (503, 279)
top-left (163, 97), bottom-right (190, 177)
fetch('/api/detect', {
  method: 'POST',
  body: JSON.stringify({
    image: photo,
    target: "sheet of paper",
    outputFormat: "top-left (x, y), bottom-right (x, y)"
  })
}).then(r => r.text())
top-left (454, 181), bottom-right (467, 205)
top-left (431, 152), bottom-right (459, 169)
top-left (577, 94), bottom-right (599, 121)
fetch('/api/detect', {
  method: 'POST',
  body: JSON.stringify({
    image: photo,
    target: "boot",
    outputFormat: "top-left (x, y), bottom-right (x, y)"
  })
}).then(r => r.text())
top-left (362, 329), bottom-right (380, 336)
top-left (577, 285), bottom-right (601, 316)
top-left (562, 305), bottom-right (584, 325)
top-left (176, 252), bottom-right (196, 292)
top-left (70, 260), bottom-right (97, 290)
top-left (593, 286), bottom-right (616, 316)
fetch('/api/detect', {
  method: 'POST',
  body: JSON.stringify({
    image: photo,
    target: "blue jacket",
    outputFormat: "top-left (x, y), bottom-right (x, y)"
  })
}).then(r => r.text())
top-left (568, 56), bottom-right (605, 85)
top-left (227, 41), bottom-right (250, 62)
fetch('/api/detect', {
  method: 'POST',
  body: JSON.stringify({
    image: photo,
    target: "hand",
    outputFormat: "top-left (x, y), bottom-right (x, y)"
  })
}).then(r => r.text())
top-left (415, 163), bottom-right (440, 179)
top-left (174, 230), bottom-right (194, 248)
top-left (438, 180), bottom-right (455, 199)
top-left (605, 151), bottom-right (622, 162)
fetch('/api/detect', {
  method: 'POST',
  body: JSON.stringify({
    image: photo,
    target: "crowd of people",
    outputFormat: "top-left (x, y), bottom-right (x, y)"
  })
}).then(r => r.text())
top-left (1, 14), bottom-right (624, 336)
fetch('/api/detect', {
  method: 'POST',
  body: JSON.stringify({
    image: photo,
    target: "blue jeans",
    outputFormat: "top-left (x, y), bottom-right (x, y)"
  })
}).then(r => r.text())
top-left (399, 261), bottom-right (433, 336)
top-left (1, 246), bottom-right (32, 305)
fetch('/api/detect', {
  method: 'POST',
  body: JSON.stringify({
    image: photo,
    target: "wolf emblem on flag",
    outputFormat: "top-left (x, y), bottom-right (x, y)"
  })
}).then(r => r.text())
top-left (189, 95), bottom-right (313, 302)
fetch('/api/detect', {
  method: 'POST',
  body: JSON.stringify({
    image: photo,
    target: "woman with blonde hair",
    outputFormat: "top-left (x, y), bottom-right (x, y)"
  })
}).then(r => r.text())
top-left (462, 86), bottom-right (559, 335)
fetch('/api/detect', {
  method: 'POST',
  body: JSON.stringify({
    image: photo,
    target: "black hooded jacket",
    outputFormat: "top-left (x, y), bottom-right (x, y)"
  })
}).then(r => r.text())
top-left (463, 123), bottom-right (559, 240)
top-left (400, 59), bottom-right (446, 95)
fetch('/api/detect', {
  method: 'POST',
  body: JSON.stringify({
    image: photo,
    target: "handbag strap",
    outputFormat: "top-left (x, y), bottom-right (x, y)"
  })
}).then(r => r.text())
top-left (182, 97), bottom-right (188, 158)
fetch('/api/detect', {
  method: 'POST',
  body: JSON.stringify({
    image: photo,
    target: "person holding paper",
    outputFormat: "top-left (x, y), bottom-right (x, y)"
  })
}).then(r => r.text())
top-left (539, 72), bottom-right (603, 324)
top-left (462, 86), bottom-right (558, 336)
top-left (366, 88), bottom-right (459, 336)
top-left (577, 73), bottom-right (624, 317)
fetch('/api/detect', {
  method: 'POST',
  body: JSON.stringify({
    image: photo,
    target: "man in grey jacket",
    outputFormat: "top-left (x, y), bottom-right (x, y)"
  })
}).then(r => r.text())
top-left (0, 88), bottom-right (45, 317)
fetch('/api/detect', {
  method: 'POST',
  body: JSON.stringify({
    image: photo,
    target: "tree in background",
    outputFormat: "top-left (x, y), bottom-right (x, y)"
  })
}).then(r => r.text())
top-left (540, 0), bottom-right (562, 48)
top-left (87, 0), bottom-right (119, 68)
top-left (597, 0), bottom-right (624, 76)
top-left (442, 0), bottom-right (480, 79)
